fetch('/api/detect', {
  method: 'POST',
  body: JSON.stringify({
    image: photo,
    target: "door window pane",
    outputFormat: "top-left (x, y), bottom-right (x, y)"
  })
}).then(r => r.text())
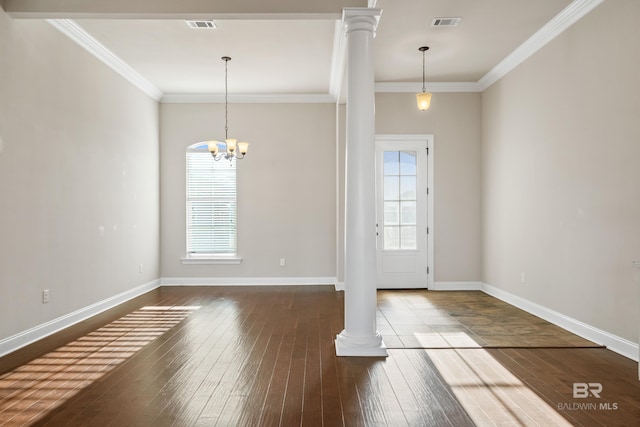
top-left (383, 151), bottom-right (399, 175)
top-left (400, 226), bottom-right (417, 250)
top-left (384, 202), bottom-right (399, 225)
top-left (384, 227), bottom-right (400, 250)
top-left (399, 151), bottom-right (417, 174)
top-left (384, 176), bottom-right (399, 200)
top-left (381, 149), bottom-right (419, 251)
top-left (400, 176), bottom-right (416, 200)
top-left (400, 201), bottom-right (416, 225)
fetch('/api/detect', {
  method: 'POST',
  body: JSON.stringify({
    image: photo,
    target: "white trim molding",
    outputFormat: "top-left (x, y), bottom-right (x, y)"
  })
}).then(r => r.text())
top-left (44, 1), bottom-right (606, 103)
top-left (181, 256), bottom-right (242, 265)
top-left (0, 279), bottom-right (161, 358)
top-left (161, 93), bottom-right (336, 104)
top-left (376, 134), bottom-right (435, 289)
top-left (329, 19), bottom-right (347, 101)
top-left (47, 19), bottom-right (163, 101)
top-left (431, 281), bottom-right (483, 291)
top-left (161, 276), bottom-right (337, 286)
top-left (477, 0), bottom-right (605, 91)
top-left (375, 82), bottom-right (483, 93)
top-left (482, 282), bottom-right (639, 362)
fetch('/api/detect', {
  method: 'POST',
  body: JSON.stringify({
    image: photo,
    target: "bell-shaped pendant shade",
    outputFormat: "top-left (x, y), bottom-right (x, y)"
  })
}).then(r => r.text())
top-left (237, 142), bottom-right (249, 155)
top-left (208, 141), bottom-right (220, 155)
top-left (416, 91), bottom-right (432, 111)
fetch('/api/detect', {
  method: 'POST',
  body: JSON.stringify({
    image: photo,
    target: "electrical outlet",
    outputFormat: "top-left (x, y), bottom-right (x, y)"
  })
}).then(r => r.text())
top-left (521, 273), bottom-right (526, 284)
top-left (42, 289), bottom-right (50, 304)
top-left (139, 264), bottom-right (143, 274)
top-left (280, 258), bottom-right (286, 267)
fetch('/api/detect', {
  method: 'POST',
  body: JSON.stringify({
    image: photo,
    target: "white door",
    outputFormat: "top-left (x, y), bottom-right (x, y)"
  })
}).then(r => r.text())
top-left (375, 136), bottom-right (431, 289)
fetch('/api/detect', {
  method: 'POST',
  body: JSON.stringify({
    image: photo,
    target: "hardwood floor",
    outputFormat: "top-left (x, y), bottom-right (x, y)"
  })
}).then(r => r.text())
top-left (0, 286), bottom-right (638, 426)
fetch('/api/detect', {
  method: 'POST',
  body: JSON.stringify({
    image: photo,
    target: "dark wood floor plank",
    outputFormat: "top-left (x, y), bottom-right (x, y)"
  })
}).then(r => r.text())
top-left (301, 312), bottom-right (324, 426)
top-left (318, 293), bottom-right (345, 427)
top-left (488, 348), bottom-right (604, 426)
top-left (279, 327), bottom-right (306, 426)
top-left (195, 296), bottom-right (279, 425)
top-left (335, 357), bottom-right (366, 427)
top-left (381, 351), bottom-right (433, 426)
top-left (392, 349), bottom-right (465, 427)
top-left (490, 347), bottom-right (640, 426)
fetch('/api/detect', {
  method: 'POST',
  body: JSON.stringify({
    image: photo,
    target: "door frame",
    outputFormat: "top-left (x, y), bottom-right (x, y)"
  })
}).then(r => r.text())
top-left (375, 134), bottom-right (434, 289)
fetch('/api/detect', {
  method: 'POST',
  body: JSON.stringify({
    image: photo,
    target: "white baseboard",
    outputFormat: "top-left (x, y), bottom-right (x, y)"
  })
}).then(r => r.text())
top-left (335, 282), bottom-right (345, 291)
top-left (431, 281), bottom-right (483, 291)
top-left (481, 282), bottom-right (639, 362)
top-left (0, 279), bottom-right (161, 358)
top-left (160, 276), bottom-right (337, 287)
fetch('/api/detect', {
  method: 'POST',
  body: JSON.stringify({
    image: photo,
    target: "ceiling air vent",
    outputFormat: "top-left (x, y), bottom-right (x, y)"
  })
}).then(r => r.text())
top-left (186, 20), bottom-right (217, 29)
top-left (431, 17), bottom-right (462, 27)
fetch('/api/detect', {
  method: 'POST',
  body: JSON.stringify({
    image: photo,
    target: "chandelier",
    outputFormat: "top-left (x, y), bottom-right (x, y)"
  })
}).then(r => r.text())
top-left (207, 56), bottom-right (249, 160)
top-left (416, 46), bottom-right (432, 111)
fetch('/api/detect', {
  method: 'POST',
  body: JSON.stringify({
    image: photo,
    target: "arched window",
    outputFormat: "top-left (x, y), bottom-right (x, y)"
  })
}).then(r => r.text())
top-left (185, 142), bottom-right (237, 259)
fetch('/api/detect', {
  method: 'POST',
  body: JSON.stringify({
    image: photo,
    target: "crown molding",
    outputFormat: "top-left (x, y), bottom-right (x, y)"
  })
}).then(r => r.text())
top-left (47, 19), bottom-right (163, 101)
top-left (328, 19), bottom-right (346, 101)
top-left (46, 0), bottom-right (603, 103)
top-left (161, 93), bottom-right (336, 104)
top-left (375, 82), bottom-right (482, 93)
top-left (477, 0), bottom-right (606, 91)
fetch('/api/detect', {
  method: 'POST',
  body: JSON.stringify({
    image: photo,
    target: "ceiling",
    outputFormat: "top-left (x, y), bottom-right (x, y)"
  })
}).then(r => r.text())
top-left (36, 0), bottom-right (592, 100)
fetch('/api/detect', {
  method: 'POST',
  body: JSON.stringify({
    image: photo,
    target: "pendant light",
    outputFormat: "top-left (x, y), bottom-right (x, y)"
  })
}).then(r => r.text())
top-left (207, 56), bottom-right (249, 160)
top-left (416, 46), bottom-right (432, 111)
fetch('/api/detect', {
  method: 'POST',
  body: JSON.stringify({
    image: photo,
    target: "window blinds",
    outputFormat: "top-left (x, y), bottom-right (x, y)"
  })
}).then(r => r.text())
top-left (186, 152), bottom-right (237, 255)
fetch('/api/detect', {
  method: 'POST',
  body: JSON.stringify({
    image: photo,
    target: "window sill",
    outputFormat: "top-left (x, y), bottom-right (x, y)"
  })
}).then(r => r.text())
top-left (181, 255), bottom-right (242, 265)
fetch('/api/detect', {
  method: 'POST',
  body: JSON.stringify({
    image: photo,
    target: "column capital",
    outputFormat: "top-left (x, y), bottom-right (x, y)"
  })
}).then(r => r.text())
top-left (342, 7), bottom-right (381, 35)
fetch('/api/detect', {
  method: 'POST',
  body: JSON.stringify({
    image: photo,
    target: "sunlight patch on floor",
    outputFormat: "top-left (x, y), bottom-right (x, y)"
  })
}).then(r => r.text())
top-left (426, 348), bottom-right (572, 426)
top-left (0, 306), bottom-right (199, 426)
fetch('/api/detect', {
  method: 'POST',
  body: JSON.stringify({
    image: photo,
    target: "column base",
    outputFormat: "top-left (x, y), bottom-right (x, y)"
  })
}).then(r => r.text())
top-left (335, 330), bottom-right (388, 357)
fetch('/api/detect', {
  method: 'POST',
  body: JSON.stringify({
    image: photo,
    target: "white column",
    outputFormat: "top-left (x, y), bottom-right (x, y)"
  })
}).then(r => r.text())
top-left (335, 7), bottom-right (387, 357)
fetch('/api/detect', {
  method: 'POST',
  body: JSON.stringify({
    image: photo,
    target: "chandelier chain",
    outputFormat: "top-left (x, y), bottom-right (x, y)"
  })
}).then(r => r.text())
top-left (224, 57), bottom-right (229, 140)
top-left (422, 49), bottom-right (426, 93)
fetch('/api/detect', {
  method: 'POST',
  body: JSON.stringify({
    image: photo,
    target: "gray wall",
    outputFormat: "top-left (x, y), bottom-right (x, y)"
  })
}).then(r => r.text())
top-left (482, 0), bottom-right (640, 342)
top-left (160, 103), bottom-right (336, 279)
top-left (0, 13), bottom-right (160, 340)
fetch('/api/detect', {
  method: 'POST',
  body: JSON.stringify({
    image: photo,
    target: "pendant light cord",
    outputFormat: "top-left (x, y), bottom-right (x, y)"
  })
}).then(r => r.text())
top-left (419, 46), bottom-right (429, 93)
top-left (422, 50), bottom-right (426, 93)
top-left (224, 57), bottom-right (229, 140)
